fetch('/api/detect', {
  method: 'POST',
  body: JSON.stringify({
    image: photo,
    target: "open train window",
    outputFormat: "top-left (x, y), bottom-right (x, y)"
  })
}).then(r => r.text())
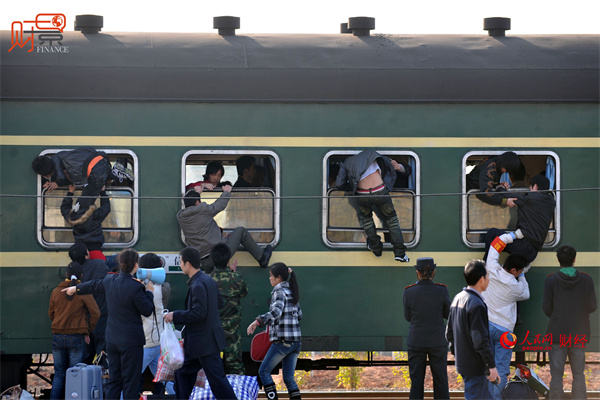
top-left (182, 150), bottom-right (280, 245)
top-left (323, 150), bottom-right (420, 248)
top-left (462, 151), bottom-right (560, 248)
top-left (37, 149), bottom-right (138, 249)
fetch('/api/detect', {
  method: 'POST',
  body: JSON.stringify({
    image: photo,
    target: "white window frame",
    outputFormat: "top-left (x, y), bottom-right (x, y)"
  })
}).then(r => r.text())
top-left (322, 150), bottom-right (420, 249)
top-left (36, 149), bottom-right (139, 249)
top-left (461, 150), bottom-right (560, 249)
top-left (181, 150), bottom-right (280, 246)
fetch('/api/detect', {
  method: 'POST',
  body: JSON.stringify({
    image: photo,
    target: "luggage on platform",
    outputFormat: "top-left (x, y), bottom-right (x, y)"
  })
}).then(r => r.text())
top-left (65, 363), bottom-right (103, 400)
top-left (501, 376), bottom-right (539, 400)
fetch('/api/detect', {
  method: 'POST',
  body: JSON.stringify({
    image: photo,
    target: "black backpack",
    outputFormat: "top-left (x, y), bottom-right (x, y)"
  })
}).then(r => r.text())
top-left (501, 377), bottom-right (539, 400)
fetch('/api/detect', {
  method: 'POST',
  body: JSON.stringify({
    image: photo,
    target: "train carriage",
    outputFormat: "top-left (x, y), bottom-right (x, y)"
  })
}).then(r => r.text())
top-left (1, 15), bottom-right (599, 390)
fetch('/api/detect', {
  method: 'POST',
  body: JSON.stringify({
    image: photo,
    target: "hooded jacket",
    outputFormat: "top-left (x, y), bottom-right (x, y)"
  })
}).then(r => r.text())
top-left (51, 148), bottom-right (108, 187)
top-left (543, 270), bottom-right (597, 345)
top-left (60, 190), bottom-right (111, 246)
top-left (335, 149), bottom-right (397, 193)
top-left (176, 191), bottom-right (231, 258)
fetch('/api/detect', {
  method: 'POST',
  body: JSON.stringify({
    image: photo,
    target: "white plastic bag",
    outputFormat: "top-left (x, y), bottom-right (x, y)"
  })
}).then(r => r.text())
top-left (161, 322), bottom-right (184, 370)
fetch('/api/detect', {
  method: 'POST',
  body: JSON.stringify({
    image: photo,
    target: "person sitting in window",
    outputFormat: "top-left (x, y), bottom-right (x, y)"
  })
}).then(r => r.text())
top-left (483, 175), bottom-right (556, 264)
top-left (334, 149), bottom-right (409, 262)
top-left (233, 155), bottom-right (257, 188)
top-left (185, 161), bottom-right (231, 191)
top-left (466, 151), bottom-right (521, 206)
top-left (61, 184), bottom-right (111, 257)
top-left (32, 148), bottom-right (131, 224)
top-left (177, 184), bottom-right (272, 273)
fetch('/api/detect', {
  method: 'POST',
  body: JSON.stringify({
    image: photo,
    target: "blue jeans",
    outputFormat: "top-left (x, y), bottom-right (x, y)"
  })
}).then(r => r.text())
top-left (488, 322), bottom-right (513, 400)
top-left (463, 374), bottom-right (492, 400)
top-left (142, 345), bottom-right (160, 376)
top-left (549, 344), bottom-right (587, 399)
top-left (50, 334), bottom-right (86, 400)
top-left (355, 188), bottom-right (407, 257)
top-left (259, 340), bottom-right (301, 392)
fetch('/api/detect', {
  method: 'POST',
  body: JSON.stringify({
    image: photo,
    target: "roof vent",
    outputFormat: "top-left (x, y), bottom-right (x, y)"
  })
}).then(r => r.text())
top-left (348, 17), bottom-right (375, 36)
top-left (340, 23), bottom-right (352, 34)
top-left (484, 17), bottom-right (511, 37)
top-left (213, 16), bottom-right (240, 36)
top-left (74, 15), bottom-right (103, 34)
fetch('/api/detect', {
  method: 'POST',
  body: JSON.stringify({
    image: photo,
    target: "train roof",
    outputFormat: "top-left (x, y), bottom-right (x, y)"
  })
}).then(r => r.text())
top-left (1, 31), bottom-right (598, 102)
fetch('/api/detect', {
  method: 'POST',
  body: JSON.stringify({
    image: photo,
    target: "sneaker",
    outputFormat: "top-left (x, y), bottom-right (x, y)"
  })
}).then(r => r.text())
top-left (367, 243), bottom-right (382, 257)
top-left (259, 245), bottom-right (273, 268)
top-left (111, 162), bottom-right (134, 183)
top-left (395, 254), bottom-right (410, 262)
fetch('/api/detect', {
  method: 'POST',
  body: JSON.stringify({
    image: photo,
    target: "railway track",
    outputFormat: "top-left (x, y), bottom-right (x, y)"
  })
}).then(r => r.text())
top-left (258, 391), bottom-right (600, 399)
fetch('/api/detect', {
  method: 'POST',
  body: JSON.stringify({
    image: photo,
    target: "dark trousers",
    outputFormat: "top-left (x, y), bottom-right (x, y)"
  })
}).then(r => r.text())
top-left (77, 158), bottom-right (110, 211)
top-left (105, 341), bottom-right (143, 400)
top-left (201, 226), bottom-right (264, 273)
top-left (174, 352), bottom-right (236, 400)
top-left (408, 345), bottom-right (449, 399)
top-left (483, 228), bottom-right (538, 264)
top-left (354, 188), bottom-right (407, 256)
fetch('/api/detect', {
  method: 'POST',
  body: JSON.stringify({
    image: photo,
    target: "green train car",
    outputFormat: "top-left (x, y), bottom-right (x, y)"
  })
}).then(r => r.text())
top-left (1, 15), bottom-right (599, 390)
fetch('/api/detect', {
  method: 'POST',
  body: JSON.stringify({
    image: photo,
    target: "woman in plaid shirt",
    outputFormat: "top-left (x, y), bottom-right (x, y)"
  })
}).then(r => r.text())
top-left (247, 263), bottom-right (302, 400)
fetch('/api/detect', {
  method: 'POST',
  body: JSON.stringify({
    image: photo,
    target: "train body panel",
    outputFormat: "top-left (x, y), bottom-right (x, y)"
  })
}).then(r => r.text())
top-left (0, 28), bottom-right (598, 386)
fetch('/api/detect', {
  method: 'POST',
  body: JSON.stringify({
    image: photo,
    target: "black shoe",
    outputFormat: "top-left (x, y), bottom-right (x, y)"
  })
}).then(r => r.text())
top-left (367, 243), bottom-right (382, 257)
top-left (259, 245), bottom-right (273, 268)
top-left (395, 254), bottom-right (410, 262)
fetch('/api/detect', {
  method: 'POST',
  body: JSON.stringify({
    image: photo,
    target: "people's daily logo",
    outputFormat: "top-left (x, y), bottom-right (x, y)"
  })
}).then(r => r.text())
top-left (9, 13), bottom-right (68, 53)
top-left (500, 331), bottom-right (517, 349)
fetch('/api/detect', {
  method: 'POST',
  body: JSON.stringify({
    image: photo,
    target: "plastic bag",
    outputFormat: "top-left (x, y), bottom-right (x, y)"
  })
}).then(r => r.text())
top-left (160, 322), bottom-right (184, 370)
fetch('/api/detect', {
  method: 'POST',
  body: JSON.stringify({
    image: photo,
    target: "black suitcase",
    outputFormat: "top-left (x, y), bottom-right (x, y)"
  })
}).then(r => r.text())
top-left (65, 363), bottom-right (103, 400)
top-left (501, 377), bottom-right (539, 400)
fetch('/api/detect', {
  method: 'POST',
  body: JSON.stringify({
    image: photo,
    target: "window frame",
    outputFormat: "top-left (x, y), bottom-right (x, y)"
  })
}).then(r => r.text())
top-left (36, 149), bottom-right (139, 249)
top-left (321, 150), bottom-right (421, 249)
top-left (461, 150), bottom-right (561, 249)
top-left (181, 149), bottom-right (280, 246)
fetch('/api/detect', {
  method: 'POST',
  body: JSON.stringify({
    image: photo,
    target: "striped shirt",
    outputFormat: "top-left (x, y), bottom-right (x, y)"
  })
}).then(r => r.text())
top-left (257, 282), bottom-right (302, 342)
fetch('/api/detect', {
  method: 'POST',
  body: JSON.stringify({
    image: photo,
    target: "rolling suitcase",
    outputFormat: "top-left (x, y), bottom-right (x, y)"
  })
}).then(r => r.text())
top-left (65, 363), bottom-right (103, 400)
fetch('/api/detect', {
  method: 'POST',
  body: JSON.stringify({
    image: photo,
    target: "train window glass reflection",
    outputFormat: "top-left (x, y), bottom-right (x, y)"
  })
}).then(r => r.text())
top-left (323, 151), bottom-right (419, 248)
top-left (462, 151), bottom-right (560, 248)
top-left (182, 151), bottom-right (280, 245)
top-left (37, 150), bottom-right (138, 249)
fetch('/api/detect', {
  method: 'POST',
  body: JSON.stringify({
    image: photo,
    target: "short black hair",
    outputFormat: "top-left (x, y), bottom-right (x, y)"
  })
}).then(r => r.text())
top-left (497, 151), bottom-right (521, 173)
top-left (211, 243), bottom-right (231, 270)
top-left (236, 155), bottom-right (256, 176)
top-left (203, 161), bottom-right (225, 181)
top-left (139, 252), bottom-right (163, 269)
top-left (503, 254), bottom-right (529, 273)
top-left (530, 174), bottom-right (550, 191)
top-left (32, 155), bottom-right (54, 176)
top-left (464, 259), bottom-right (487, 286)
top-left (556, 244), bottom-right (576, 267)
top-left (183, 190), bottom-right (200, 208)
top-left (180, 246), bottom-right (201, 269)
top-left (68, 242), bottom-right (88, 264)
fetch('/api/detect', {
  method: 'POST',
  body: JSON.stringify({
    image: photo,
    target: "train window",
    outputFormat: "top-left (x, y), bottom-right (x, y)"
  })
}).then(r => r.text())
top-left (323, 150), bottom-right (420, 248)
top-left (182, 150), bottom-right (280, 245)
top-left (37, 149), bottom-right (138, 249)
top-left (462, 151), bottom-right (560, 248)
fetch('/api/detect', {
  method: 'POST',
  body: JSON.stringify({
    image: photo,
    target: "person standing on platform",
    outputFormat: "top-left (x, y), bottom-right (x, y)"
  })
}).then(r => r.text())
top-left (403, 257), bottom-right (450, 399)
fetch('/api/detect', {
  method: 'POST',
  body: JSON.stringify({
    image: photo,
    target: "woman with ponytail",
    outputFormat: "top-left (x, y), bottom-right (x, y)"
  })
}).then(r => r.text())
top-left (247, 263), bottom-right (302, 400)
top-left (63, 248), bottom-right (155, 400)
top-left (48, 262), bottom-right (100, 400)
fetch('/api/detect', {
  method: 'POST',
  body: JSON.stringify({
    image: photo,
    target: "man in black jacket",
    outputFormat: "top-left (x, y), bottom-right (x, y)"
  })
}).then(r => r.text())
top-left (543, 245), bottom-right (597, 399)
top-left (164, 247), bottom-right (236, 400)
top-left (466, 151), bottom-right (521, 206)
top-left (403, 257), bottom-right (450, 399)
top-left (483, 175), bottom-right (556, 264)
top-left (446, 259), bottom-right (499, 400)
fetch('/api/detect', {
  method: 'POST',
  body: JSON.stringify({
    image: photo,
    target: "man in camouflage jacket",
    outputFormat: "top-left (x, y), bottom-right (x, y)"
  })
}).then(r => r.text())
top-left (209, 243), bottom-right (248, 374)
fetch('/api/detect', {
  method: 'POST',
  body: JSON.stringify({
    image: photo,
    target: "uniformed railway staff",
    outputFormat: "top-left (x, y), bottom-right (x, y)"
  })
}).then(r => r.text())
top-left (403, 257), bottom-right (451, 399)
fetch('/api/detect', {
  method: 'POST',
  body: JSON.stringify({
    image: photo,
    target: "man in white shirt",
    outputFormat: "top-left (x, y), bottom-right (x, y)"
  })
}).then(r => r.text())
top-left (481, 232), bottom-right (530, 400)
